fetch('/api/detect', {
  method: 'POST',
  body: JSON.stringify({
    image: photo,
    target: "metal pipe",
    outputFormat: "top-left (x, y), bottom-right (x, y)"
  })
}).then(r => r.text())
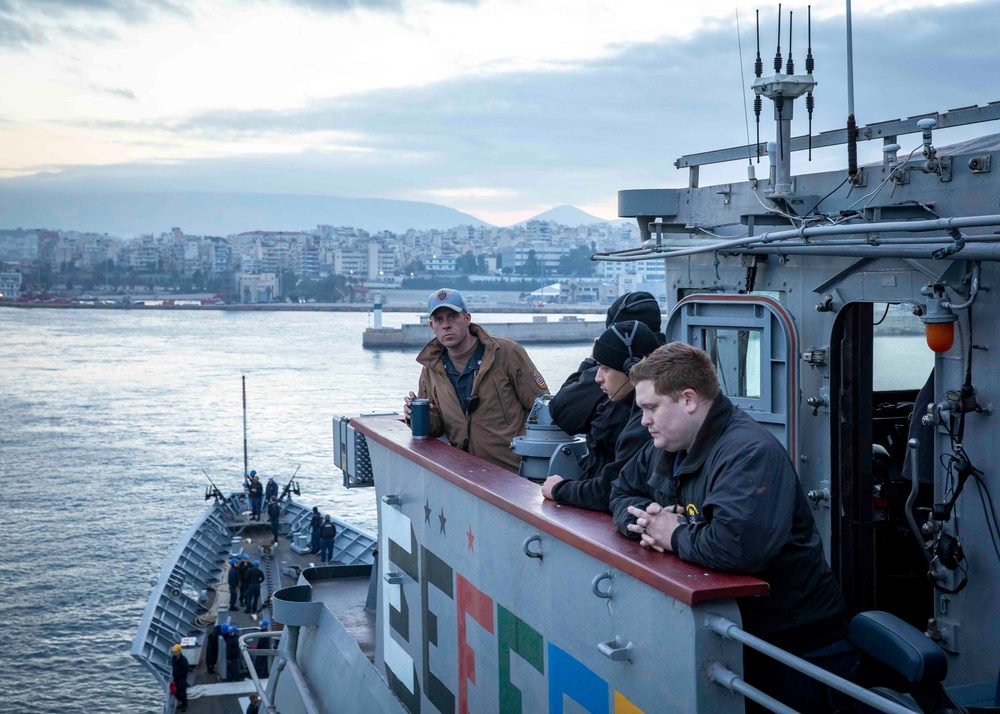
top-left (705, 615), bottom-right (919, 714)
top-left (689, 213), bottom-right (1000, 256)
top-left (594, 243), bottom-right (1000, 262)
top-left (709, 662), bottom-right (800, 714)
top-left (741, 245), bottom-right (1000, 260)
top-left (944, 262), bottom-right (981, 310)
top-left (905, 439), bottom-right (934, 566)
top-left (285, 625), bottom-right (322, 714)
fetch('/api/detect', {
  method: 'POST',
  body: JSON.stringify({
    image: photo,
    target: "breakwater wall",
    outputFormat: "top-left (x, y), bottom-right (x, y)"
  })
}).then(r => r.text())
top-left (363, 316), bottom-right (605, 349)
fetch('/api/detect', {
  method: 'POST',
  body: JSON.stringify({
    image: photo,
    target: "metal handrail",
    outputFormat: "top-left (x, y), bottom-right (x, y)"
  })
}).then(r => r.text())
top-left (238, 631), bottom-right (281, 714)
top-left (705, 614), bottom-right (918, 714)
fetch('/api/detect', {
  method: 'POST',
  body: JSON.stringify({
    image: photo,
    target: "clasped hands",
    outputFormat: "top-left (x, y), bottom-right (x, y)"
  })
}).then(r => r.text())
top-left (627, 502), bottom-right (684, 553)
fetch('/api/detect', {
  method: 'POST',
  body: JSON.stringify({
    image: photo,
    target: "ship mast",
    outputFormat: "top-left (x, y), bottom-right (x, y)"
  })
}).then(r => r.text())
top-left (243, 374), bottom-right (249, 482)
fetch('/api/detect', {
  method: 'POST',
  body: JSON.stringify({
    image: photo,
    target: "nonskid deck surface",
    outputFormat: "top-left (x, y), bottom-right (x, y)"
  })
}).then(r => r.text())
top-left (309, 573), bottom-right (376, 661)
top-left (180, 520), bottom-right (341, 714)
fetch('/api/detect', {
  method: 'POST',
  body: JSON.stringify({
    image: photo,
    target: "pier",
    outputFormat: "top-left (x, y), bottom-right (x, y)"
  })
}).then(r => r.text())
top-left (363, 315), bottom-right (605, 348)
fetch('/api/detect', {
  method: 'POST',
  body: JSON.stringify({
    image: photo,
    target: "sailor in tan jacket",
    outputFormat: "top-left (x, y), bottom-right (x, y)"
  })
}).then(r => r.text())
top-left (404, 288), bottom-right (549, 473)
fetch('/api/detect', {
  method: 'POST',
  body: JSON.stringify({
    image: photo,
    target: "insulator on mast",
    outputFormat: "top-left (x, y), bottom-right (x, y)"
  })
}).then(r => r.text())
top-left (754, 95), bottom-right (763, 161)
top-left (773, 4), bottom-right (783, 73)
top-left (806, 92), bottom-right (815, 159)
top-left (847, 113), bottom-right (859, 182)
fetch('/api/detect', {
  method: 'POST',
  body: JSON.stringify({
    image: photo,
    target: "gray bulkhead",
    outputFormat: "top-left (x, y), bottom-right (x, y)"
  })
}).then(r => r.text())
top-left (618, 134), bottom-right (1000, 688)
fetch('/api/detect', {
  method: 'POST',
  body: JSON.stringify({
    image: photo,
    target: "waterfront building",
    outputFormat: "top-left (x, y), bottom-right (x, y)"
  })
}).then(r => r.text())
top-left (0, 272), bottom-right (22, 299)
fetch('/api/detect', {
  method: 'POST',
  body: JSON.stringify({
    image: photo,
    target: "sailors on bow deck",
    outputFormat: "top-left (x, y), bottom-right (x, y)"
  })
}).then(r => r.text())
top-left (404, 287), bottom-right (549, 473)
top-left (611, 342), bottom-right (857, 714)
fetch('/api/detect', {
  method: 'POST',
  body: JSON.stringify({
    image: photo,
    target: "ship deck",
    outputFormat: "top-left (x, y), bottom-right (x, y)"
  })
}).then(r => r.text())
top-left (179, 520), bottom-right (375, 714)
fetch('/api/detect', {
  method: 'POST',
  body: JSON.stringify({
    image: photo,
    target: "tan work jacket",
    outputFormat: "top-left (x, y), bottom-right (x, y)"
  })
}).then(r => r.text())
top-left (416, 323), bottom-right (549, 473)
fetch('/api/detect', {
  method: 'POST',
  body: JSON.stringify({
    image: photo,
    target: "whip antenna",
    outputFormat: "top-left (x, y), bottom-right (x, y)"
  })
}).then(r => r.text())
top-left (754, 9), bottom-right (763, 161)
top-left (785, 10), bottom-right (794, 74)
top-left (806, 5), bottom-right (815, 159)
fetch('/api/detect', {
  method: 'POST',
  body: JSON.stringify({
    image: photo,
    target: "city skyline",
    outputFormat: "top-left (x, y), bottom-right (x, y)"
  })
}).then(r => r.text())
top-left (2, 0), bottom-right (998, 226)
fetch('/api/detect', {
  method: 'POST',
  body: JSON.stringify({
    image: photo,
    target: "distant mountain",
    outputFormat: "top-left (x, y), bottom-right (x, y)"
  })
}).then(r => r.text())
top-left (0, 190), bottom-right (492, 237)
top-left (519, 205), bottom-right (617, 227)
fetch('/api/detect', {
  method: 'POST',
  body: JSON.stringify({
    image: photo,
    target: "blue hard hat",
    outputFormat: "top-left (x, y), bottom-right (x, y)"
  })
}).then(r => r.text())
top-left (253, 560), bottom-right (260, 565)
top-left (260, 620), bottom-right (269, 627)
top-left (242, 553), bottom-right (249, 559)
top-left (250, 470), bottom-right (256, 475)
top-left (230, 558), bottom-right (237, 565)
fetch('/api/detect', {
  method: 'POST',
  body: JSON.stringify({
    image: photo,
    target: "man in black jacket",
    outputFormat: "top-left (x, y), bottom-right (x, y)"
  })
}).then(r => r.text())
top-left (267, 497), bottom-right (281, 544)
top-left (227, 558), bottom-right (240, 611)
top-left (318, 514), bottom-right (337, 563)
top-left (171, 644), bottom-right (189, 711)
top-left (549, 291), bottom-right (664, 436)
top-left (541, 321), bottom-right (660, 513)
top-left (238, 554), bottom-right (252, 609)
top-left (309, 506), bottom-right (323, 553)
top-left (245, 560), bottom-right (265, 614)
top-left (610, 342), bottom-right (856, 714)
top-left (247, 473), bottom-right (263, 520)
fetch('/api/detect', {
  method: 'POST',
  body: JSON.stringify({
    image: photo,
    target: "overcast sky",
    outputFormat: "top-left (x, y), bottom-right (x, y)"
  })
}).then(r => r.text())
top-left (1, 0), bottom-right (997, 225)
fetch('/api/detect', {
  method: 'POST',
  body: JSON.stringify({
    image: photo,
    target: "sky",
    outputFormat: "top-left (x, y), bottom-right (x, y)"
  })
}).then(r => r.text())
top-left (1, 0), bottom-right (998, 226)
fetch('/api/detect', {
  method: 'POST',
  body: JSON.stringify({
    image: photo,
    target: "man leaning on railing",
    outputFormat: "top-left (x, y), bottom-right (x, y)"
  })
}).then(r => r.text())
top-left (610, 341), bottom-right (858, 714)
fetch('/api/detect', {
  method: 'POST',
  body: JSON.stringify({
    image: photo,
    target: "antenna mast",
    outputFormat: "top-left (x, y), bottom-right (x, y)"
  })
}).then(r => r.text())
top-left (750, 4), bottom-right (817, 209)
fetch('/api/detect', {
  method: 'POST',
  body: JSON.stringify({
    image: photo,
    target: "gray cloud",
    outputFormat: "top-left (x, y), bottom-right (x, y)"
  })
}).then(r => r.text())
top-left (0, 0), bottom-right (188, 49)
top-left (16, 0), bottom-right (188, 23)
top-left (272, 0), bottom-right (480, 13)
top-left (0, 15), bottom-right (46, 48)
top-left (6, 0), bottom-right (1000, 215)
top-left (92, 84), bottom-right (136, 100)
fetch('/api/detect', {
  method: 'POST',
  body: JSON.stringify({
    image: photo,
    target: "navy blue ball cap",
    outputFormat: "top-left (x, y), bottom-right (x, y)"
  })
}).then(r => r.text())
top-left (428, 288), bottom-right (467, 316)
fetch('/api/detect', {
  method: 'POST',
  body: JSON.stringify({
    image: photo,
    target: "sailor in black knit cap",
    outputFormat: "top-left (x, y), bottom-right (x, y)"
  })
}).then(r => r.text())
top-left (549, 292), bottom-right (664, 437)
top-left (542, 320), bottom-right (661, 513)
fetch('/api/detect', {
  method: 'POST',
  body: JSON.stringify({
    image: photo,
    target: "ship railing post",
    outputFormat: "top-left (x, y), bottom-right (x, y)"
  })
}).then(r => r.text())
top-left (704, 615), bottom-right (918, 714)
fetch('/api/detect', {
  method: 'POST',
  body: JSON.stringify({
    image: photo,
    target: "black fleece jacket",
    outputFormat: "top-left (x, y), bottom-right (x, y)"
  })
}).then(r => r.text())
top-left (548, 360), bottom-right (604, 436)
top-left (610, 396), bottom-right (848, 654)
top-left (551, 391), bottom-right (650, 513)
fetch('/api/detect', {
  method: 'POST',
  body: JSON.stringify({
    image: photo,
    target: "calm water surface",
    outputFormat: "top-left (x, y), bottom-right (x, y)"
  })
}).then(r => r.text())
top-left (0, 308), bottom-right (587, 714)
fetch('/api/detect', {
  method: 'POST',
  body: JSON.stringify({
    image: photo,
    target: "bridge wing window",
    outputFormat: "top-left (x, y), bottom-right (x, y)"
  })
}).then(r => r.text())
top-left (702, 328), bottom-right (762, 399)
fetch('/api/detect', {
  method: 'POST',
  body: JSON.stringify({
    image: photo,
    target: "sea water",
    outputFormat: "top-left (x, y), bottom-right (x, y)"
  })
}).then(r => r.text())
top-left (0, 307), bottom-right (931, 712)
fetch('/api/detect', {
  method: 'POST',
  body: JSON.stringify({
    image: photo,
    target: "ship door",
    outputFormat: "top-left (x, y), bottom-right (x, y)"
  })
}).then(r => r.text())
top-left (664, 295), bottom-right (797, 455)
top-left (830, 302), bottom-right (933, 626)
